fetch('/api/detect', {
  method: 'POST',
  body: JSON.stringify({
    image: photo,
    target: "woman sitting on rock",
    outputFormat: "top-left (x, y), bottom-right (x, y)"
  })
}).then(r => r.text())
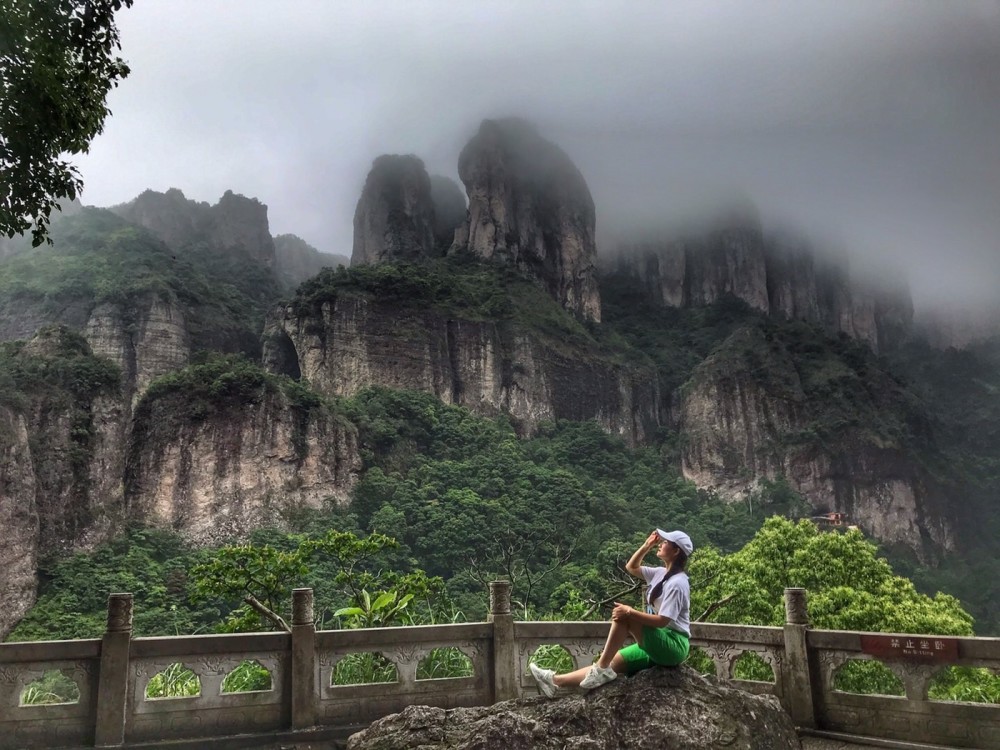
top-left (530, 528), bottom-right (693, 696)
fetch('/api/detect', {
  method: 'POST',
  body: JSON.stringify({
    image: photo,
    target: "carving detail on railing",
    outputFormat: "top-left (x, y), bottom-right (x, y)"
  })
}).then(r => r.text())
top-left (899, 663), bottom-right (938, 701)
top-left (106, 593), bottom-right (134, 633)
top-left (784, 588), bottom-right (809, 626)
top-left (489, 581), bottom-right (511, 615)
top-left (516, 638), bottom-right (604, 682)
top-left (292, 588), bottom-right (314, 627)
top-left (3, 585), bottom-right (1000, 750)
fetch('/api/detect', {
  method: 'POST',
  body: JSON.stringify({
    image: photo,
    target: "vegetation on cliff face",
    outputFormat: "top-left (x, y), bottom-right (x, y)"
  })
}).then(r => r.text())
top-left (10, 389), bottom-right (771, 639)
top-left (129, 353), bottom-right (347, 465)
top-left (0, 326), bottom-right (119, 408)
top-left (2, 205), bottom-right (998, 646)
top-left (0, 209), bottom-right (281, 354)
top-left (9, 383), bottom-right (997, 699)
top-left (136, 353), bottom-right (321, 422)
top-left (290, 256), bottom-right (638, 362)
top-left (0, 325), bottom-right (120, 485)
top-left (886, 337), bottom-right (1000, 634)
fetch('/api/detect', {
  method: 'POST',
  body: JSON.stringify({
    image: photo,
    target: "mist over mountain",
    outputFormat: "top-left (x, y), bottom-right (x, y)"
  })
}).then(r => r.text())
top-left (3, 107), bottom-right (1000, 641)
top-left (73, 2), bottom-right (999, 329)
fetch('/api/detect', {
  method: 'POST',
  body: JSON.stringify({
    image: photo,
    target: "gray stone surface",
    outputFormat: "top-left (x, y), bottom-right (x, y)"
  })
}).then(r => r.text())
top-left (451, 118), bottom-right (601, 322)
top-left (346, 666), bottom-right (801, 750)
top-left (801, 740), bottom-right (900, 750)
top-left (351, 154), bottom-right (437, 266)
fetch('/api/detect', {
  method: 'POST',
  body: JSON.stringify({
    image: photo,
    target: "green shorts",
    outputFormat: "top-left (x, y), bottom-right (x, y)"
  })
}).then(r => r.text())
top-left (618, 626), bottom-right (690, 674)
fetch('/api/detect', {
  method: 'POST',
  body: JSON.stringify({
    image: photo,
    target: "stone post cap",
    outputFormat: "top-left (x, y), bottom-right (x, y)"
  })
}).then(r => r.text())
top-left (784, 587), bottom-right (810, 626)
top-left (489, 581), bottom-right (511, 615)
top-left (106, 593), bottom-right (134, 633)
top-left (292, 588), bottom-right (315, 627)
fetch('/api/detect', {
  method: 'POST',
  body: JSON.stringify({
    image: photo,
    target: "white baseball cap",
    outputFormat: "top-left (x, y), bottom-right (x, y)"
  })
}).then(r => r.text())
top-left (656, 529), bottom-right (694, 556)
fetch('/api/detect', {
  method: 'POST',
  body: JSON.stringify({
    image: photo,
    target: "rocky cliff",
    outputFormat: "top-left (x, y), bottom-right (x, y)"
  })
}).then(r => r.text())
top-left (126, 386), bottom-right (359, 545)
top-left (111, 188), bottom-right (276, 268)
top-left (677, 324), bottom-right (952, 558)
top-left (351, 155), bottom-right (438, 266)
top-left (610, 226), bottom-right (913, 354)
top-left (452, 119), bottom-right (602, 322)
top-left (0, 209), bottom-right (280, 401)
top-left (0, 328), bottom-right (125, 637)
top-left (84, 294), bottom-right (191, 402)
top-left (263, 290), bottom-right (658, 445)
top-left (0, 406), bottom-right (39, 637)
top-left (0, 324), bottom-right (361, 638)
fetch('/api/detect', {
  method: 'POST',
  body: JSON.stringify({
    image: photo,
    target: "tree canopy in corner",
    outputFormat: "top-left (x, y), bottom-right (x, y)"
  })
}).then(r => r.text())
top-left (0, 0), bottom-right (133, 245)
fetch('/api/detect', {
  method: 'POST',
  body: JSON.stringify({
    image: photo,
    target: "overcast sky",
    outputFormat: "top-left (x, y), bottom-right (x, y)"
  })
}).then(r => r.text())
top-left (75, 0), bottom-right (1000, 310)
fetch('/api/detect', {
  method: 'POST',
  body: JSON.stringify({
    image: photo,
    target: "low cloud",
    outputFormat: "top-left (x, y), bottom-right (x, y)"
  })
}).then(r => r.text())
top-left (76, 0), bottom-right (1000, 311)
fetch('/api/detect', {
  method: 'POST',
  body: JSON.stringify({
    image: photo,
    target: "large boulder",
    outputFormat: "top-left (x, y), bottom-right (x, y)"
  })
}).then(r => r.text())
top-left (352, 155), bottom-right (438, 266)
top-left (347, 667), bottom-right (800, 750)
top-left (451, 118), bottom-right (601, 322)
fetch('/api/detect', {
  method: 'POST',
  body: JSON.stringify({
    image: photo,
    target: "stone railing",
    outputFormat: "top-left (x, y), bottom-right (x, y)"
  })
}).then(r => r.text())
top-left (0, 584), bottom-right (998, 749)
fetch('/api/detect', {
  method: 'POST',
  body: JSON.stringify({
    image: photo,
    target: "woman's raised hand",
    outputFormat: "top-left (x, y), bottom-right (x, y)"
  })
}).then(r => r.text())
top-left (611, 602), bottom-right (632, 622)
top-left (645, 531), bottom-right (660, 549)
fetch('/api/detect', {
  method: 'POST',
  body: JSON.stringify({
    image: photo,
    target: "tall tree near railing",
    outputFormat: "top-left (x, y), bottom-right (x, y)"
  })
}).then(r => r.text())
top-left (465, 524), bottom-right (575, 620)
top-left (1, 0), bottom-right (134, 245)
top-left (689, 516), bottom-right (978, 693)
top-left (690, 517), bottom-right (973, 636)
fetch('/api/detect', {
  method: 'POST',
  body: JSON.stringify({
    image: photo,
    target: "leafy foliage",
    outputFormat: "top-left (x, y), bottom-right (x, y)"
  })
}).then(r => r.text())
top-left (0, 0), bottom-right (133, 245)
top-left (190, 529), bottom-right (444, 633)
top-left (136, 353), bottom-right (320, 422)
top-left (19, 670), bottom-right (80, 705)
top-left (221, 661), bottom-right (272, 693)
top-left (332, 653), bottom-right (396, 686)
top-left (0, 325), bottom-right (119, 410)
top-left (290, 257), bottom-right (636, 362)
top-left (0, 209), bottom-right (282, 355)
top-left (341, 387), bottom-right (776, 619)
top-left (691, 517), bottom-right (979, 695)
top-left (928, 667), bottom-right (1000, 704)
top-left (692, 517), bottom-right (973, 635)
top-left (145, 663), bottom-right (200, 699)
top-left (8, 527), bottom-right (220, 641)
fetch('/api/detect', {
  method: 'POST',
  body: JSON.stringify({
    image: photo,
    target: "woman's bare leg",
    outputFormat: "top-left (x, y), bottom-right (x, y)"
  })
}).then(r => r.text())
top-left (553, 653), bottom-right (628, 687)
top-left (596, 617), bottom-right (644, 668)
top-left (552, 617), bottom-right (642, 687)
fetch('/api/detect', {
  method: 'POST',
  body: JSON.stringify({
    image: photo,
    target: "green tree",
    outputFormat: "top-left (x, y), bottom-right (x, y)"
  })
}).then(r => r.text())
top-left (691, 517), bottom-right (976, 692)
top-left (692, 517), bottom-right (973, 635)
top-left (1, 0), bottom-right (134, 245)
top-left (189, 530), bottom-right (444, 633)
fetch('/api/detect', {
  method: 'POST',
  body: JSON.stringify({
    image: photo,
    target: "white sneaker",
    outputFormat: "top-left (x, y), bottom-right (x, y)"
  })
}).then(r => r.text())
top-left (529, 662), bottom-right (558, 698)
top-left (580, 664), bottom-right (617, 690)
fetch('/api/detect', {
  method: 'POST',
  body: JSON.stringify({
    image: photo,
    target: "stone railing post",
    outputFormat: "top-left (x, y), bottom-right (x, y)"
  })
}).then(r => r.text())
top-left (291, 588), bottom-right (317, 729)
top-left (94, 593), bottom-right (133, 747)
top-left (783, 587), bottom-right (817, 728)
top-left (488, 581), bottom-right (517, 702)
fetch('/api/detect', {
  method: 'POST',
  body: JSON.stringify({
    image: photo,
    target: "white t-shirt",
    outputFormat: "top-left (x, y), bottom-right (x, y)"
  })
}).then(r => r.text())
top-left (641, 565), bottom-right (691, 637)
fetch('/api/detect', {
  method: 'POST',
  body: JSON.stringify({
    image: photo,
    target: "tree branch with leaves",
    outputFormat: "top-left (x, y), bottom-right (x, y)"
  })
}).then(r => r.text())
top-left (1, 0), bottom-right (134, 245)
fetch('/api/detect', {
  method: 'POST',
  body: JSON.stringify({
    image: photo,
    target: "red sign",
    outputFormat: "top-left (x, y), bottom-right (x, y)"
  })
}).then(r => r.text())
top-left (859, 634), bottom-right (959, 663)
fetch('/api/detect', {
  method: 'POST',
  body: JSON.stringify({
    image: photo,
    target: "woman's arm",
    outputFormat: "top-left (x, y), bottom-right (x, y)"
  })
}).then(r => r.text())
top-left (624, 531), bottom-right (660, 578)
